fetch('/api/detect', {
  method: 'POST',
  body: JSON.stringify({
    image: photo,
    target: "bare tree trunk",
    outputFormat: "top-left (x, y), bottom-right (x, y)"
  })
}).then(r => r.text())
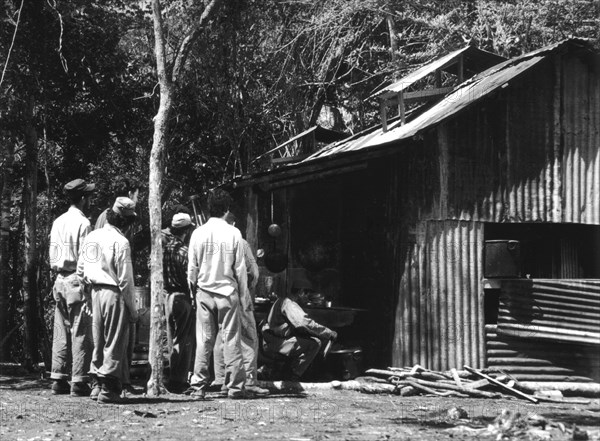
top-left (147, 0), bottom-right (173, 396)
top-left (147, 0), bottom-right (223, 396)
top-left (22, 94), bottom-right (39, 369)
top-left (386, 12), bottom-right (399, 65)
top-left (0, 139), bottom-right (15, 361)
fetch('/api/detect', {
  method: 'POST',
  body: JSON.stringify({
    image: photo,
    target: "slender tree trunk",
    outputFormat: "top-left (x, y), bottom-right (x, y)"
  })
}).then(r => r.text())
top-left (22, 94), bottom-right (39, 369)
top-left (147, 0), bottom-right (223, 396)
top-left (147, 0), bottom-right (173, 396)
top-left (0, 139), bottom-right (15, 361)
top-left (386, 12), bottom-right (399, 65)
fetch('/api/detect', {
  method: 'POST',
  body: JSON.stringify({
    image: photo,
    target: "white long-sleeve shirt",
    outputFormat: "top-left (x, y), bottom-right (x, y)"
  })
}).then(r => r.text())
top-left (49, 206), bottom-right (91, 272)
top-left (187, 217), bottom-right (247, 297)
top-left (76, 224), bottom-right (137, 319)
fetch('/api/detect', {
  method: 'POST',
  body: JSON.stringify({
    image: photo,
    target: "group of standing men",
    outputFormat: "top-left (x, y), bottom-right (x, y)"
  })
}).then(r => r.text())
top-left (49, 177), bottom-right (268, 403)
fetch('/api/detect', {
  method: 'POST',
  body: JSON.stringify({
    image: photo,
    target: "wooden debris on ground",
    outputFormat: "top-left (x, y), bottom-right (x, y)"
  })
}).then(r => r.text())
top-left (360, 364), bottom-right (593, 403)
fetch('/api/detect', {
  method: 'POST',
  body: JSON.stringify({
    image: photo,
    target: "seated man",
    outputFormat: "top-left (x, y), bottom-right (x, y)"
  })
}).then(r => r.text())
top-left (261, 279), bottom-right (337, 381)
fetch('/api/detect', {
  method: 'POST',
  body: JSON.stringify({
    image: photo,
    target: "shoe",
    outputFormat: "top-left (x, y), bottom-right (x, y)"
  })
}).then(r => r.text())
top-left (120, 384), bottom-right (135, 399)
top-left (190, 388), bottom-right (206, 399)
top-left (98, 389), bottom-right (126, 404)
top-left (167, 381), bottom-right (190, 394)
top-left (90, 385), bottom-right (101, 400)
top-left (52, 380), bottom-right (70, 395)
top-left (70, 382), bottom-right (91, 397)
top-left (206, 382), bottom-right (224, 393)
top-left (228, 389), bottom-right (255, 400)
top-left (245, 385), bottom-right (270, 396)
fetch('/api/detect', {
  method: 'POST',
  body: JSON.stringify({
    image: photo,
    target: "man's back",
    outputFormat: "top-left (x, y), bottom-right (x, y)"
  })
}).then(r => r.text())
top-left (188, 217), bottom-right (247, 296)
top-left (162, 229), bottom-right (189, 292)
top-left (50, 207), bottom-right (91, 272)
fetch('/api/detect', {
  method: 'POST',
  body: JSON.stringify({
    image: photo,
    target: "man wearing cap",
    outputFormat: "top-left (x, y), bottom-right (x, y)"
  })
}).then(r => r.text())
top-left (187, 189), bottom-right (249, 399)
top-left (261, 279), bottom-right (337, 381)
top-left (77, 197), bottom-right (139, 404)
top-left (94, 176), bottom-right (142, 397)
top-left (49, 179), bottom-right (95, 396)
top-left (161, 209), bottom-right (196, 393)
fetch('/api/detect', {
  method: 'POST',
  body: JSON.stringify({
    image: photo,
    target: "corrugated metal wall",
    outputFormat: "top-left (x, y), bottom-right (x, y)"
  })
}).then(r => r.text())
top-left (439, 54), bottom-right (600, 224)
top-left (497, 279), bottom-right (600, 345)
top-left (392, 220), bottom-right (485, 370)
top-left (486, 324), bottom-right (600, 382)
top-left (562, 54), bottom-right (600, 224)
top-left (390, 51), bottom-right (600, 371)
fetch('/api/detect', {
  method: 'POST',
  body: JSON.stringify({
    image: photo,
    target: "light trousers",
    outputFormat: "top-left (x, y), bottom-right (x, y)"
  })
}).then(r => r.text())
top-left (191, 289), bottom-right (245, 394)
top-left (50, 273), bottom-right (93, 383)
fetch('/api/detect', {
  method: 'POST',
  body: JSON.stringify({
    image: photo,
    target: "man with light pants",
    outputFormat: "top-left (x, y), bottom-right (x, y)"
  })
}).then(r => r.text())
top-left (48, 179), bottom-right (95, 396)
top-left (77, 197), bottom-right (139, 404)
top-left (213, 213), bottom-right (269, 396)
top-left (187, 189), bottom-right (253, 399)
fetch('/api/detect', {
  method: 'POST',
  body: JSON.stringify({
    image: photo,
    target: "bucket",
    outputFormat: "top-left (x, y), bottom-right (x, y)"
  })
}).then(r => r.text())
top-left (134, 286), bottom-right (150, 310)
top-left (327, 347), bottom-right (363, 380)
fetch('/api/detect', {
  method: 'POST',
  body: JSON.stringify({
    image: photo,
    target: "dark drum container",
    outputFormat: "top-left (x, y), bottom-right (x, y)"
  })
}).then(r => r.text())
top-left (328, 347), bottom-right (363, 380)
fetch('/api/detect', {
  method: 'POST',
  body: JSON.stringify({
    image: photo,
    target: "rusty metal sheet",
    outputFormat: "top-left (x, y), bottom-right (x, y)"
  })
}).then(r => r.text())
top-left (497, 279), bottom-right (600, 345)
top-left (486, 324), bottom-right (599, 382)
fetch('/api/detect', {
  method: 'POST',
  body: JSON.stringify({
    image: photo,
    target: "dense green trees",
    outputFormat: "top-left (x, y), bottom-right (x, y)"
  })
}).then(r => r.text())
top-left (0, 0), bottom-right (598, 366)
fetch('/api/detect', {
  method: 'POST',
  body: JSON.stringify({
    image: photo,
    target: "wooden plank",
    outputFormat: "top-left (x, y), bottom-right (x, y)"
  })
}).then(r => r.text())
top-left (464, 365), bottom-right (539, 403)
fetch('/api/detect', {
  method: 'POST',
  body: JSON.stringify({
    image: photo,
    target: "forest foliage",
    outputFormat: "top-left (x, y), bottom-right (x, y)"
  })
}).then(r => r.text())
top-left (0, 0), bottom-right (598, 364)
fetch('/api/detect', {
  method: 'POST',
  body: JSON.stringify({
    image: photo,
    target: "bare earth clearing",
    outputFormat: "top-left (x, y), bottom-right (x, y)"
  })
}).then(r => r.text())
top-left (1, 371), bottom-right (599, 441)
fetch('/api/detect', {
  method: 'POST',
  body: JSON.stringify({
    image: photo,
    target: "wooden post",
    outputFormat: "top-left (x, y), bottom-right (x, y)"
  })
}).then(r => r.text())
top-left (457, 55), bottom-right (464, 83)
top-left (397, 92), bottom-right (405, 125)
top-left (380, 100), bottom-right (388, 132)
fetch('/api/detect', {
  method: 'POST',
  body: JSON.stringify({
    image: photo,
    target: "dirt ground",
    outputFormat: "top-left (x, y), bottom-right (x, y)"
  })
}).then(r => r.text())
top-left (1, 370), bottom-right (599, 441)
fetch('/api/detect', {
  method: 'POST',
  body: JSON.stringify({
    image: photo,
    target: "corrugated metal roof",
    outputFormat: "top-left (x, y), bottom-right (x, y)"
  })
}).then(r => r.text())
top-left (305, 39), bottom-right (591, 162)
top-left (370, 45), bottom-right (505, 99)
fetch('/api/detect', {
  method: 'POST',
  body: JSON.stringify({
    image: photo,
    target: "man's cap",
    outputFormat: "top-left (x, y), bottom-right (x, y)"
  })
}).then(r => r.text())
top-left (64, 179), bottom-right (95, 196)
top-left (112, 197), bottom-right (137, 217)
top-left (172, 213), bottom-right (192, 228)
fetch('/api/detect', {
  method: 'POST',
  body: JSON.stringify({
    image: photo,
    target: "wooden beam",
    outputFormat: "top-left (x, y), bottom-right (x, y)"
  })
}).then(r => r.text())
top-left (270, 154), bottom-right (310, 165)
top-left (385, 87), bottom-right (454, 105)
top-left (260, 162), bottom-right (368, 191)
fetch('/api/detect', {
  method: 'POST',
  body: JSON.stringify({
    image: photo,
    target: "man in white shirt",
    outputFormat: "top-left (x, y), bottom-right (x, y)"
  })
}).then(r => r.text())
top-left (213, 214), bottom-right (268, 396)
top-left (77, 197), bottom-right (139, 404)
top-left (187, 189), bottom-right (250, 399)
top-left (48, 179), bottom-right (95, 396)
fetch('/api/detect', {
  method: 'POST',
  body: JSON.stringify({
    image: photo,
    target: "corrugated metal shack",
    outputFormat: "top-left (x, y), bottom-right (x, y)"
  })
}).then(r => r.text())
top-left (230, 39), bottom-right (600, 381)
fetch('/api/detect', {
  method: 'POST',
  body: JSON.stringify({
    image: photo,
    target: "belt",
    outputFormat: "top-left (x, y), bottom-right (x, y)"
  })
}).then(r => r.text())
top-left (92, 284), bottom-right (118, 290)
top-left (58, 270), bottom-right (76, 276)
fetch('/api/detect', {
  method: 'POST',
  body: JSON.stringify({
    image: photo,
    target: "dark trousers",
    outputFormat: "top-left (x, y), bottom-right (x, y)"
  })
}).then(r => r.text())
top-left (262, 332), bottom-right (322, 377)
top-left (165, 291), bottom-right (195, 385)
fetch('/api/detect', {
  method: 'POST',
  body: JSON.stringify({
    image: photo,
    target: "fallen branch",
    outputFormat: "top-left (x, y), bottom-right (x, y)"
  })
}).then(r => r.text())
top-left (396, 378), bottom-right (500, 399)
top-left (464, 365), bottom-right (538, 403)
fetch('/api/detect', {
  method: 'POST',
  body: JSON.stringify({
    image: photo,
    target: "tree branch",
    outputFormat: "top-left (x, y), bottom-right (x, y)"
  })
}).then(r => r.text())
top-left (171, 0), bottom-right (223, 85)
top-left (0, 0), bottom-right (24, 90)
